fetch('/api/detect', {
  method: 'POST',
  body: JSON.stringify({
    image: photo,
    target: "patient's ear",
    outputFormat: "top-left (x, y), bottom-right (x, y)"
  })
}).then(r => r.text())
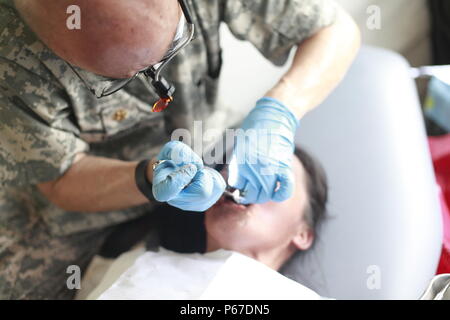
top-left (291, 226), bottom-right (314, 251)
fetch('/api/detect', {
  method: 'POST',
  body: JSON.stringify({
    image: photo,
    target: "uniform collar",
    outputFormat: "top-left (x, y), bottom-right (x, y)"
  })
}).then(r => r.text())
top-left (0, 0), bottom-right (14, 8)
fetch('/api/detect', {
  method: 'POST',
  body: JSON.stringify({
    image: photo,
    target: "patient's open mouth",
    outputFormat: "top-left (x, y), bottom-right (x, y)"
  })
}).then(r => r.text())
top-left (218, 195), bottom-right (250, 211)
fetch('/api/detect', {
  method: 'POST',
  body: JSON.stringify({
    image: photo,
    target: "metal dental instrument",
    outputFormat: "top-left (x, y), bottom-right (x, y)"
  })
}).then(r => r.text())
top-left (223, 187), bottom-right (245, 204)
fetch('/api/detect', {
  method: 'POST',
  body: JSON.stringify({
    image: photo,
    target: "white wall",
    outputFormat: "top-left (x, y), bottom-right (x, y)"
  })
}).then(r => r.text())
top-left (336, 0), bottom-right (432, 66)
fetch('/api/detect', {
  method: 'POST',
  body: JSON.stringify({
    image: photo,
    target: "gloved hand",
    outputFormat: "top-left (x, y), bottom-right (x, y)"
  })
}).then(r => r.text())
top-left (228, 97), bottom-right (299, 204)
top-left (152, 141), bottom-right (226, 212)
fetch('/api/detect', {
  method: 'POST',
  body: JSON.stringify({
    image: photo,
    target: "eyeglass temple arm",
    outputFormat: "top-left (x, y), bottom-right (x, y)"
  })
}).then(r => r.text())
top-left (179, 0), bottom-right (193, 24)
top-left (145, 0), bottom-right (193, 100)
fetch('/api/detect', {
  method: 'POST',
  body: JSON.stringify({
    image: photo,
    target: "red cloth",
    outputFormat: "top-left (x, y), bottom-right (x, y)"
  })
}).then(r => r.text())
top-left (437, 245), bottom-right (450, 274)
top-left (429, 135), bottom-right (450, 274)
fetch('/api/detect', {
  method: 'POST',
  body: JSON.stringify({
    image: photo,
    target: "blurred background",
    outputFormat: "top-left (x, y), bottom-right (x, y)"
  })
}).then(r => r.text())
top-left (334, 0), bottom-right (450, 137)
top-left (337, 0), bottom-right (433, 67)
top-left (327, 0), bottom-right (450, 277)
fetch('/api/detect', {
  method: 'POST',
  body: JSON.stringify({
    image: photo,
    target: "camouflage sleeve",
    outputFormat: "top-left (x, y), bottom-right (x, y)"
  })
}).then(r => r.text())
top-left (221, 0), bottom-right (338, 65)
top-left (0, 60), bottom-right (89, 187)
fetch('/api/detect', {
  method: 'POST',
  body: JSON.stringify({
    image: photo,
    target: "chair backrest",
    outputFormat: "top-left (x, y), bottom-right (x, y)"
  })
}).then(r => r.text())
top-left (217, 25), bottom-right (443, 299)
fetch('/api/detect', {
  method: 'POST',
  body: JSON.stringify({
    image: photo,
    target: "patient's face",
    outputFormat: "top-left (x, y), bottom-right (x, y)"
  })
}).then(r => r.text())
top-left (205, 156), bottom-right (312, 257)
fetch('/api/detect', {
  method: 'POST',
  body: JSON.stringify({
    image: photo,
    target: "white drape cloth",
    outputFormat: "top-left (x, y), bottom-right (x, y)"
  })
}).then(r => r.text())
top-left (92, 248), bottom-right (321, 300)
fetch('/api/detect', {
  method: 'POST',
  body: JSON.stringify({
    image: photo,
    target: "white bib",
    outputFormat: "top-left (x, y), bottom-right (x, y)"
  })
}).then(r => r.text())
top-left (95, 248), bottom-right (321, 300)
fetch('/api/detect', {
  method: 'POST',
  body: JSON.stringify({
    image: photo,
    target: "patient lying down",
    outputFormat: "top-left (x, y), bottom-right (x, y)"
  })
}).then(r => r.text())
top-left (89, 148), bottom-right (328, 300)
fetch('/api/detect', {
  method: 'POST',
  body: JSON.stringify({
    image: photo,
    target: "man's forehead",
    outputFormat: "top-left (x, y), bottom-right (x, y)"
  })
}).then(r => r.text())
top-left (18, 0), bottom-right (178, 22)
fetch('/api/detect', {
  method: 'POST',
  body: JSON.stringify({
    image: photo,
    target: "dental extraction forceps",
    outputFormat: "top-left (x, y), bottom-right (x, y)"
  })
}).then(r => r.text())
top-left (223, 186), bottom-right (245, 204)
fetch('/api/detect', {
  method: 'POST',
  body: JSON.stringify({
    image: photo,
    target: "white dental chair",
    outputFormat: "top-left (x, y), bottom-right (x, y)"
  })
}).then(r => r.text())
top-left (217, 25), bottom-right (443, 299)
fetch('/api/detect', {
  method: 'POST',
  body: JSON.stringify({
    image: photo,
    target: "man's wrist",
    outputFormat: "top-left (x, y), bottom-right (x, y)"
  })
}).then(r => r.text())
top-left (266, 77), bottom-right (309, 119)
top-left (135, 159), bottom-right (157, 202)
top-left (146, 157), bottom-right (158, 184)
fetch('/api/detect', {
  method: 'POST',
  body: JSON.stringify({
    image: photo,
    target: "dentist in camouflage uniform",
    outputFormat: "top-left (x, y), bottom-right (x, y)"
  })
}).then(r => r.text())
top-left (0, 0), bottom-right (360, 299)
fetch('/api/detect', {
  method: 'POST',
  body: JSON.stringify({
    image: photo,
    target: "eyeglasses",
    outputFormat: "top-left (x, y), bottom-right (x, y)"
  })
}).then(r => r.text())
top-left (67, 0), bottom-right (195, 112)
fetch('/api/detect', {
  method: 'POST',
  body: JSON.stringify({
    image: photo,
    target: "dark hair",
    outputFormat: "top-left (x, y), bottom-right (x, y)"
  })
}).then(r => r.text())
top-left (293, 147), bottom-right (328, 242)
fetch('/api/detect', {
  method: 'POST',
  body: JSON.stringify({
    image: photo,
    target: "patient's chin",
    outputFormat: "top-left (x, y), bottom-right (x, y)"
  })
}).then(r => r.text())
top-left (205, 197), bottom-right (255, 240)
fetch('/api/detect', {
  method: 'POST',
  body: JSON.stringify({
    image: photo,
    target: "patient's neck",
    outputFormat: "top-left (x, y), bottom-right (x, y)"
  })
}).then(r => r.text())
top-left (206, 235), bottom-right (296, 271)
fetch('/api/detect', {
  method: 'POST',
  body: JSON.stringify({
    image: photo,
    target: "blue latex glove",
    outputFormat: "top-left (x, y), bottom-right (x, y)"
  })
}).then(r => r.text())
top-left (152, 141), bottom-right (226, 212)
top-left (228, 97), bottom-right (299, 204)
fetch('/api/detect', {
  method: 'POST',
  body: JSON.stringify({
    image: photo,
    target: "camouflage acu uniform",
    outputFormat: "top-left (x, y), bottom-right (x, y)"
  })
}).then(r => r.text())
top-left (0, 0), bottom-right (337, 299)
